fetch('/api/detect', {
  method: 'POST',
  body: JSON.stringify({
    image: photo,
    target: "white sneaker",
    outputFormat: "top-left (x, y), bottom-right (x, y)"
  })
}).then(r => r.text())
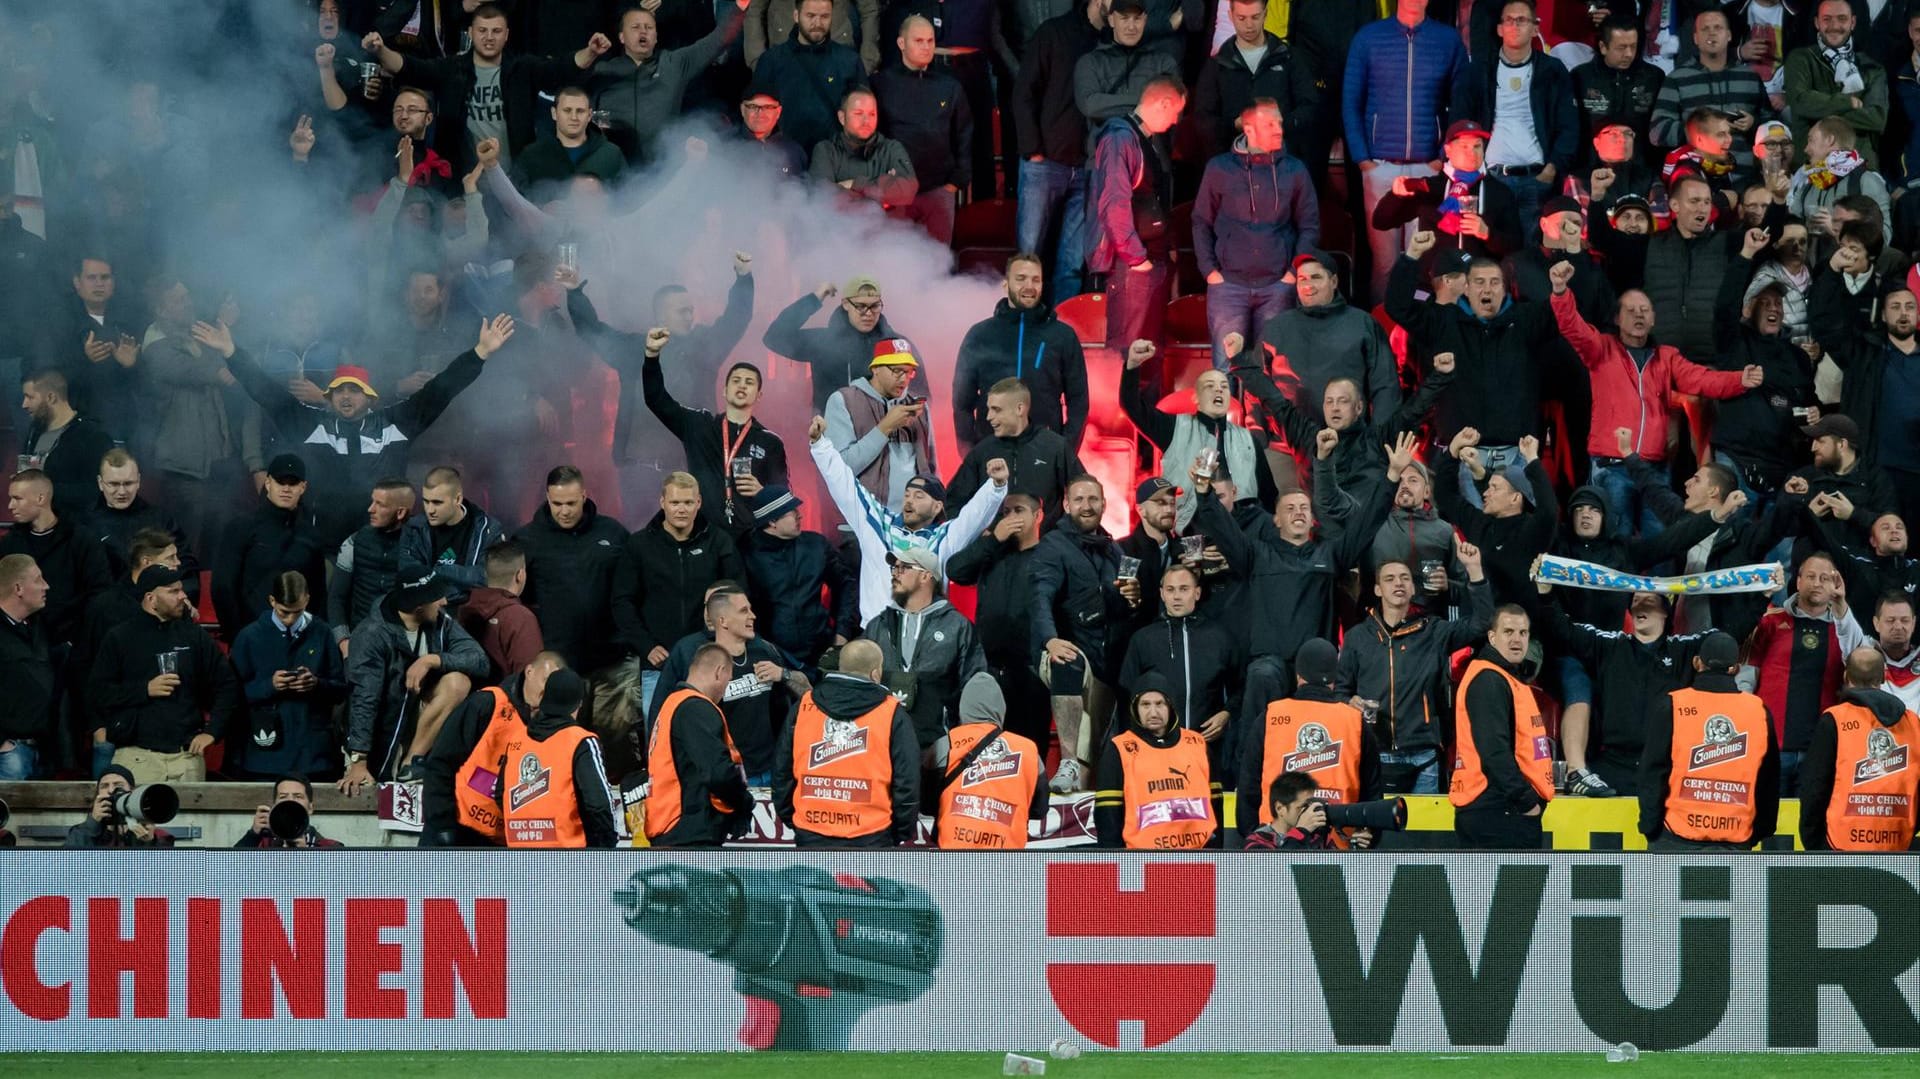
top-left (1049, 758), bottom-right (1086, 794)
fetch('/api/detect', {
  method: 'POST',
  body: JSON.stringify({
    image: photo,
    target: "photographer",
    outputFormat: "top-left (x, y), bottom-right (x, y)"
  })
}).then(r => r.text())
top-left (64, 766), bottom-right (174, 848)
top-left (1239, 639), bottom-right (1383, 847)
top-left (1243, 771), bottom-right (1336, 851)
top-left (235, 775), bottom-right (341, 849)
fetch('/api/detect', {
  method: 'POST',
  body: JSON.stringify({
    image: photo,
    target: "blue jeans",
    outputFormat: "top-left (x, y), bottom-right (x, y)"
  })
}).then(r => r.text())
top-left (1454, 444), bottom-right (1531, 510)
top-left (1016, 159), bottom-right (1088, 302)
top-left (1590, 458), bottom-right (1666, 541)
top-left (1206, 279), bottom-right (1292, 369)
top-left (638, 668), bottom-right (662, 718)
top-left (1501, 171), bottom-right (1552, 246)
top-left (1779, 750), bottom-right (1803, 797)
top-left (1379, 751), bottom-right (1441, 794)
top-left (0, 738), bottom-right (38, 781)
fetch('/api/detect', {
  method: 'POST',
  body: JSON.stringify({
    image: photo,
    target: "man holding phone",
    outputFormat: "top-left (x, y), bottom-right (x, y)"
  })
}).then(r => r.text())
top-left (821, 338), bottom-right (938, 513)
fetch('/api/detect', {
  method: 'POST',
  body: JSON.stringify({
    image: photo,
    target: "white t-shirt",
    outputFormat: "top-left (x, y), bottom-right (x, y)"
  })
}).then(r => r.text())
top-left (1747, 2), bottom-right (1787, 95)
top-left (1211, 2), bottom-right (1235, 51)
top-left (1485, 59), bottom-right (1543, 168)
top-left (1237, 40), bottom-right (1270, 74)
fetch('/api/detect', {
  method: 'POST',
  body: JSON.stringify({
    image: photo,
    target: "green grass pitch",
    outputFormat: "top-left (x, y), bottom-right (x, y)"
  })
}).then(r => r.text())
top-left (5, 1054), bottom-right (1914, 1078)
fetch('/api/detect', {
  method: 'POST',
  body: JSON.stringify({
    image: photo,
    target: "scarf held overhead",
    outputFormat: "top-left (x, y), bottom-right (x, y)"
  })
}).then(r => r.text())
top-left (1533, 554), bottom-right (1784, 595)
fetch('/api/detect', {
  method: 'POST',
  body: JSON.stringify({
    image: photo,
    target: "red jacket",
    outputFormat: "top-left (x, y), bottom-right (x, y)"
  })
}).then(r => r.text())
top-left (1551, 290), bottom-right (1747, 461)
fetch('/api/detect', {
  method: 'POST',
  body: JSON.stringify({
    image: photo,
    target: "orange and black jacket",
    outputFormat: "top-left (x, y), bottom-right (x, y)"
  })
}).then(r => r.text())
top-left (1334, 579), bottom-right (1494, 757)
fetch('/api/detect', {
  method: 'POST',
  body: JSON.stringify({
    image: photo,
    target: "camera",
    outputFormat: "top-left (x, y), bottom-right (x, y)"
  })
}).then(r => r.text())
top-left (110, 784), bottom-right (180, 826)
top-left (1317, 797), bottom-right (1408, 831)
top-left (268, 800), bottom-right (310, 842)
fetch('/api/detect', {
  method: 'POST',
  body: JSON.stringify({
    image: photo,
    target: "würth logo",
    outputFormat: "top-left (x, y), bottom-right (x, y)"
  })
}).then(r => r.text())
top-left (1043, 863), bottom-right (1215, 1049)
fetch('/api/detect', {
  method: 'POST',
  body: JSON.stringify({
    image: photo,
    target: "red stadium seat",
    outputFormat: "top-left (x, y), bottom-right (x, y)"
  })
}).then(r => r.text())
top-left (955, 246), bottom-right (1014, 277)
top-left (951, 198), bottom-right (1018, 250)
top-left (1055, 292), bottom-right (1108, 346)
top-left (1165, 293), bottom-right (1208, 345)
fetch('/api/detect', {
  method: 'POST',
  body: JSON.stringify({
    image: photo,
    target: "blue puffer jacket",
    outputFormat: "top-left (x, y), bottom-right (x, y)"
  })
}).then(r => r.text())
top-left (1192, 139), bottom-right (1321, 287)
top-left (1341, 15), bottom-right (1467, 164)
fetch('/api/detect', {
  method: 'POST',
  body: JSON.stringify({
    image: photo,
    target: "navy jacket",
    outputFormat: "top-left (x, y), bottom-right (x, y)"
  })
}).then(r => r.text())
top-left (1452, 50), bottom-right (1580, 176)
top-left (1192, 140), bottom-right (1320, 288)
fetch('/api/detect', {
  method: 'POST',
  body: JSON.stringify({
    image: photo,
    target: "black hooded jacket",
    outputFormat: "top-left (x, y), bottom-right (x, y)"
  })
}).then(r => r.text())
top-left (1801, 685), bottom-right (1917, 850)
top-left (1540, 596), bottom-right (1715, 776)
top-left (522, 704), bottom-right (620, 848)
top-left (213, 496), bottom-right (329, 640)
top-left (516, 499), bottom-right (629, 672)
top-left (1457, 644), bottom-right (1548, 815)
top-left (1554, 484), bottom-right (1722, 630)
top-left (773, 673), bottom-right (920, 847)
top-left (611, 512), bottom-right (744, 667)
top-left (1638, 670), bottom-right (1781, 845)
top-left (1094, 673), bottom-right (1224, 848)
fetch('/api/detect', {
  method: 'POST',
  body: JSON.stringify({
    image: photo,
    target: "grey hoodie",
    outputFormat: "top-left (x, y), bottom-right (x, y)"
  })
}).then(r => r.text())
top-left (865, 597), bottom-right (987, 746)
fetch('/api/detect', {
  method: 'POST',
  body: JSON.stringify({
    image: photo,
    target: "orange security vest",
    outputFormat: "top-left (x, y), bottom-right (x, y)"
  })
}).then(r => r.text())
top-left (936, 723), bottom-right (1042, 850)
top-left (1257, 697), bottom-right (1365, 823)
top-left (1825, 702), bottom-right (1920, 852)
top-left (1113, 728), bottom-right (1216, 849)
top-left (1450, 659), bottom-right (1554, 808)
top-left (645, 687), bottom-right (745, 840)
top-left (454, 687), bottom-right (524, 843)
top-left (1663, 688), bottom-right (1771, 844)
top-left (502, 726), bottom-right (600, 848)
top-left (788, 691), bottom-right (898, 839)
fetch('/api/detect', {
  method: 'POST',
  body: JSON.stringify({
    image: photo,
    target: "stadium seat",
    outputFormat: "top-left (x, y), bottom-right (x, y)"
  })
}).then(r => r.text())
top-left (951, 198), bottom-right (1017, 249)
top-left (1055, 292), bottom-right (1108, 346)
top-left (955, 246), bottom-right (1014, 277)
top-left (1165, 293), bottom-right (1208, 345)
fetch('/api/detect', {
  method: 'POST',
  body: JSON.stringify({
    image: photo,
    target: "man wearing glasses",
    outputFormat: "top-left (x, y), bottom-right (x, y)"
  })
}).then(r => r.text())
top-left (765, 273), bottom-right (909, 413)
top-left (733, 88), bottom-right (806, 178)
top-left (1452, 0), bottom-right (1578, 244)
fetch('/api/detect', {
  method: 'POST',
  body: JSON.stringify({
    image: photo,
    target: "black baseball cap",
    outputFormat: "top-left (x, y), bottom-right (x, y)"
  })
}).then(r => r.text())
top-left (267, 454), bottom-right (306, 483)
top-left (1802, 414), bottom-right (1861, 444)
top-left (1540, 195), bottom-right (1584, 220)
top-left (1135, 477), bottom-right (1180, 503)
top-left (1433, 249), bottom-right (1474, 278)
top-left (905, 475), bottom-right (946, 503)
top-left (135, 565), bottom-right (188, 595)
top-left (1698, 631), bottom-right (1741, 672)
top-left (539, 669), bottom-right (587, 718)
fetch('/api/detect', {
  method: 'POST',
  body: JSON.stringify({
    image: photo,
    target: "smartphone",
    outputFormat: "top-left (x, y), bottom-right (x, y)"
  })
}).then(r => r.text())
top-left (731, 456), bottom-right (753, 480)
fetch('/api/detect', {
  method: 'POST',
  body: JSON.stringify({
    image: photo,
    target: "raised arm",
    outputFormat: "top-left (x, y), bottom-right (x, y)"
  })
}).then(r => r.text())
top-left (1119, 344), bottom-right (1176, 449)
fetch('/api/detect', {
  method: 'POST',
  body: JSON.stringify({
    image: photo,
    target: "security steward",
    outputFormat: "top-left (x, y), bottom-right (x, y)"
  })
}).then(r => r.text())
top-left (1801, 647), bottom-right (1920, 852)
top-left (1451, 604), bottom-right (1553, 849)
top-left (928, 671), bottom-right (1047, 849)
top-left (417, 651), bottom-right (566, 846)
top-left (500, 669), bottom-right (619, 848)
top-left (1095, 673), bottom-right (1221, 849)
top-left (1238, 638), bottom-right (1383, 848)
top-left (1638, 631), bottom-right (1781, 850)
top-left (773, 639), bottom-right (920, 847)
top-left (646, 642), bottom-right (753, 847)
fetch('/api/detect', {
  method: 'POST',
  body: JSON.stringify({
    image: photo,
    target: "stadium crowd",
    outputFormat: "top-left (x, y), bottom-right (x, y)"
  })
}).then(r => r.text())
top-left (2, 0), bottom-right (1920, 852)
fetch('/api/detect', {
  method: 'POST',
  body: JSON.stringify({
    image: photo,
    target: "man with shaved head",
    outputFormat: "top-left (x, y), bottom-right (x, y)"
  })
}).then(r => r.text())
top-left (774, 636), bottom-right (920, 847)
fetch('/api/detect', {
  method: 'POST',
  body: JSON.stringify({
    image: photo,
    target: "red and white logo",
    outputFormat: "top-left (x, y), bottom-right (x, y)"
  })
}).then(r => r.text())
top-left (1044, 863), bottom-right (1216, 1049)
